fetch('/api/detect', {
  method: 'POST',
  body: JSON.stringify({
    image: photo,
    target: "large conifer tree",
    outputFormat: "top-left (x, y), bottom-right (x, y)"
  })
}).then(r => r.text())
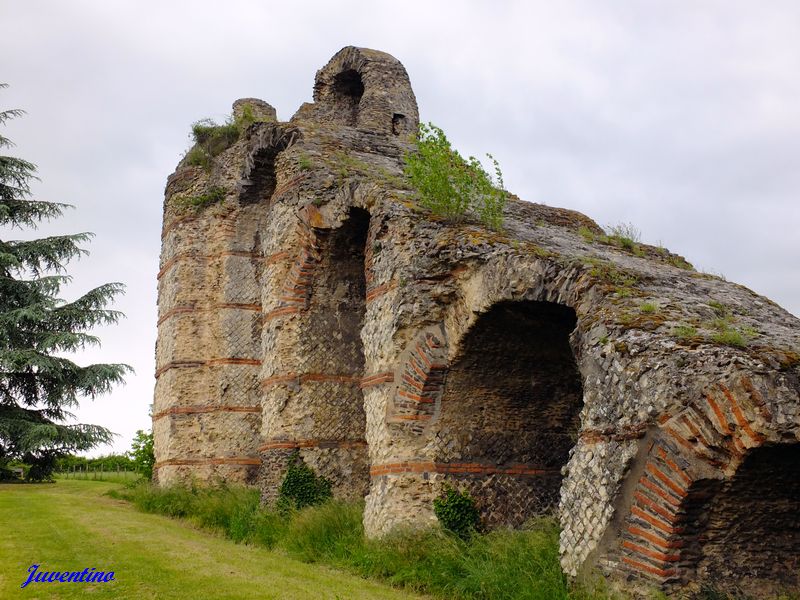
top-left (0, 85), bottom-right (130, 481)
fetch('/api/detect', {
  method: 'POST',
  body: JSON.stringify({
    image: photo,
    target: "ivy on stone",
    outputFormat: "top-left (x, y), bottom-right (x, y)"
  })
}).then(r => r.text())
top-left (276, 452), bottom-right (332, 511)
top-left (433, 485), bottom-right (481, 539)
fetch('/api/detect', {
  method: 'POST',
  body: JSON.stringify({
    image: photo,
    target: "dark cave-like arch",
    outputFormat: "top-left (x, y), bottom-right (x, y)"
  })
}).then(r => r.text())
top-left (430, 300), bottom-right (584, 528)
top-left (678, 443), bottom-right (800, 597)
top-left (331, 69), bottom-right (364, 127)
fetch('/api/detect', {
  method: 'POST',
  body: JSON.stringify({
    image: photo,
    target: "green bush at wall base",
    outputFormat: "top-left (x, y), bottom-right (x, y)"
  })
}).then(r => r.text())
top-left (433, 486), bottom-right (481, 539)
top-left (276, 452), bottom-right (333, 511)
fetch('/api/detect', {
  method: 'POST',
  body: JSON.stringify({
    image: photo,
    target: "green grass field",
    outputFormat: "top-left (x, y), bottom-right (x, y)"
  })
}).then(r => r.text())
top-left (0, 480), bottom-right (426, 599)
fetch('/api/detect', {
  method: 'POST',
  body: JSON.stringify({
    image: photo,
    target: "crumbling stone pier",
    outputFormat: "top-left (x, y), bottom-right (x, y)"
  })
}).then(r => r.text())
top-left (153, 46), bottom-right (800, 596)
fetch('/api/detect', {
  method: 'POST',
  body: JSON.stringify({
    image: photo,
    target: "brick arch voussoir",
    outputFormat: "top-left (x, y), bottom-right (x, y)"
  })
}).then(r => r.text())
top-left (620, 374), bottom-right (776, 585)
top-left (660, 375), bottom-right (772, 475)
top-left (385, 324), bottom-right (448, 434)
top-left (619, 436), bottom-right (702, 584)
top-left (263, 205), bottom-right (332, 322)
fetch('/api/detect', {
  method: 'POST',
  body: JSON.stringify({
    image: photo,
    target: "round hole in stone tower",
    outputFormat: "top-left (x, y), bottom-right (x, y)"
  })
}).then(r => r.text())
top-left (679, 443), bottom-right (800, 597)
top-left (431, 300), bottom-right (583, 529)
top-left (332, 69), bottom-right (364, 127)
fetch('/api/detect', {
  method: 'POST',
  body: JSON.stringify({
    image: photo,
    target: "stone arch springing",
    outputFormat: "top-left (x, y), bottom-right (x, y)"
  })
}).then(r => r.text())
top-left (239, 125), bottom-right (298, 205)
top-left (618, 377), bottom-right (800, 596)
top-left (332, 69), bottom-right (364, 127)
top-left (429, 300), bottom-right (584, 528)
top-left (240, 146), bottom-right (282, 205)
top-left (259, 206), bottom-right (372, 502)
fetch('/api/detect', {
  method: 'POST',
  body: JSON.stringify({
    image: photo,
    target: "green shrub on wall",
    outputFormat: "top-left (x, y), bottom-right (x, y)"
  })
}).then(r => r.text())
top-left (277, 452), bottom-right (333, 511)
top-left (404, 122), bottom-right (507, 230)
top-left (433, 485), bottom-right (481, 539)
top-left (185, 105), bottom-right (269, 170)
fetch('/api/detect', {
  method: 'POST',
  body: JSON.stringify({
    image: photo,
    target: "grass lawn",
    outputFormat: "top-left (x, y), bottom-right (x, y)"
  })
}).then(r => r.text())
top-left (0, 479), bottom-right (426, 600)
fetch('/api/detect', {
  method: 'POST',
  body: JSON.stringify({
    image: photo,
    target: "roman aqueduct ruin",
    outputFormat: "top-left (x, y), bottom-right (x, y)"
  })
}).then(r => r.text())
top-left (154, 47), bottom-right (800, 596)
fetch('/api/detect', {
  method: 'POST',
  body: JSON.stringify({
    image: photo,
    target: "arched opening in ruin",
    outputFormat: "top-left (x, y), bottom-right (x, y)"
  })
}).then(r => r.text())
top-left (431, 300), bottom-right (584, 528)
top-left (332, 69), bottom-right (364, 127)
top-left (239, 130), bottom-right (295, 205)
top-left (299, 206), bottom-right (371, 498)
top-left (391, 113), bottom-right (408, 136)
top-left (679, 443), bottom-right (800, 597)
top-left (240, 146), bottom-right (280, 205)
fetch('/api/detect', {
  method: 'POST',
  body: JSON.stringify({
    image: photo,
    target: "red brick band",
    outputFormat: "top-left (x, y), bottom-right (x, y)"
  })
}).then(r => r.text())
top-left (161, 215), bottom-right (198, 240)
top-left (265, 250), bottom-right (290, 265)
top-left (152, 405), bottom-right (261, 420)
top-left (260, 373), bottom-right (361, 389)
top-left (157, 250), bottom-right (262, 279)
top-left (360, 371), bottom-right (395, 388)
top-left (386, 414), bottom-right (431, 422)
top-left (622, 541), bottom-right (680, 564)
top-left (366, 281), bottom-right (397, 303)
top-left (620, 556), bottom-right (677, 580)
top-left (258, 439), bottom-right (367, 452)
top-left (579, 423), bottom-right (648, 443)
top-left (155, 457), bottom-right (261, 468)
top-left (369, 461), bottom-right (560, 477)
top-left (627, 525), bottom-right (684, 550)
top-left (263, 306), bottom-right (302, 321)
top-left (157, 303), bottom-right (262, 325)
top-left (155, 358), bottom-right (261, 378)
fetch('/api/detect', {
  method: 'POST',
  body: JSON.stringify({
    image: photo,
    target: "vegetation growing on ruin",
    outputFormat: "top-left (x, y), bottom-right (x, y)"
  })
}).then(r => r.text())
top-left (710, 322), bottom-right (758, 348)
top-left (704, 301), bottom-right (759, 348)
top-left (276, 452), bottom-right (333, 511)
top-left (667, 302), bottom-right (761, 348)
top-left (433, 486), bottom-right (481, 539)
top-left (672, 324), bottom-right (699, 340)
top-left (579, 223), bottom-right (644, 256)
top-left (185, 105), bottom-right (270, 170)
top-left (112, 480), bottom-right (617, 599)
top-left (639, 301), bottom-right (658, 314)
top-left (404, 122), bottom-right (507, 230)
top-left (578, 223), bottom-right (694, 270)
top-left (580, 257), bottom-right (640, 298)
top-left (174, 186), bottom-right (227, 211)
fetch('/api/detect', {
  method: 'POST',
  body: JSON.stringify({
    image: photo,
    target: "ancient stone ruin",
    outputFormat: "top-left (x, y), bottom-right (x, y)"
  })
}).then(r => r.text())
top-left (153, 47), bottom-right (800, 596)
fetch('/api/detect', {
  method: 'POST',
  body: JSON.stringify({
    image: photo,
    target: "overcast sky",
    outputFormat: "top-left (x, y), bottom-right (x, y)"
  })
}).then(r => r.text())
top-left (2, 1), bottom-right (798, 456)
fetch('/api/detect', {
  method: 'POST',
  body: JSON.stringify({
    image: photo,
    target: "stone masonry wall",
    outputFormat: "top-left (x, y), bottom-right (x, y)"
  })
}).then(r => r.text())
top-left (154, 46), bottom-right (800, 596)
